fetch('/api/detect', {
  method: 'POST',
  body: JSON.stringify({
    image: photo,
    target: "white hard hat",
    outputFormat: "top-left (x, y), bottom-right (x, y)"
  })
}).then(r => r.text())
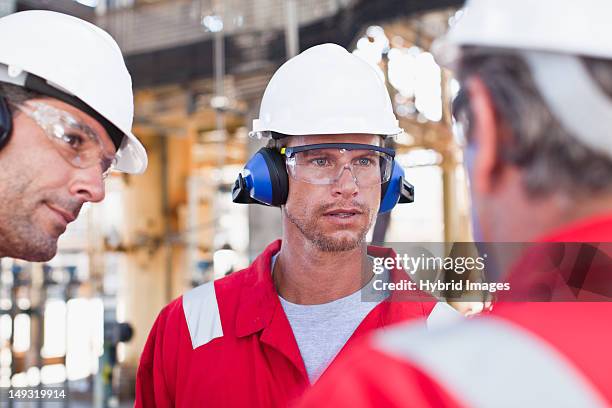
top-left (252, 43), bottom-right (402, 138)
top-left (435, 0), bottom-right (612, 65)
top-left (0, 10), bottom-right (147, 174)
top-left (435, 0), bottom-right (612, 160)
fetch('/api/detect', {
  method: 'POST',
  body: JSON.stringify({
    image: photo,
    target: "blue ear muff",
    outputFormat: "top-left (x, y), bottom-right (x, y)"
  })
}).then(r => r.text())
top-left (232, 147), bottom-right (288, 206)
top-left (233, 148), bottom-right (414, 212)
top-left (379, 161), bottom-right (415, 213)
top-left (0, 96), bottom-right (12, 150)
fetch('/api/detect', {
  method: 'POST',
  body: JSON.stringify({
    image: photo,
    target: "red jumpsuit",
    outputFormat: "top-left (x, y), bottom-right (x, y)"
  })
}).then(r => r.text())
top-left (135, 240), bottom-right (436, 407)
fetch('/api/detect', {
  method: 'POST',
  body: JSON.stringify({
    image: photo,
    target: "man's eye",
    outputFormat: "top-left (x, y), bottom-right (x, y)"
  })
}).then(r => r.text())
top-left (355, 157), bottom-right (374, 166)
top-left (310, 158), bottom-right (331, 167)
top-left (62, 133), bottom-right (86, 149)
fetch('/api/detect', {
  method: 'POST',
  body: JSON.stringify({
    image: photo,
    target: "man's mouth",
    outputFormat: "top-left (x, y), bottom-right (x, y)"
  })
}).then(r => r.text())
top-left (45, 202), bottom-right (77, 225)
top-left (323, 208), bottom-right (363, 218)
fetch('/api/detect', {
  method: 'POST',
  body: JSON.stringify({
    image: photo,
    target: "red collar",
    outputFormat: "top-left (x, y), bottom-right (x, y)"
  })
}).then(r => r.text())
top-left (235, 240), bottom-right (281, 337)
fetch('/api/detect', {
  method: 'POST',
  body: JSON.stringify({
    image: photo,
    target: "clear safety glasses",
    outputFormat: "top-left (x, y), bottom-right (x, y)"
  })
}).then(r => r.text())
top-left (13, 101), bottom-right (117, 177)
top-left (281, 143), bottom-right (395, 186)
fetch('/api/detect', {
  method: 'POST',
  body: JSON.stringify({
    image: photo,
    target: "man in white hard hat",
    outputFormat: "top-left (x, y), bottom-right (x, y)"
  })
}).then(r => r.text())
top-left (300, 1), bottom-right (612, 407)
top-left (136, 43), bottom-right (454, 407)
top-left (0, 11), bottom-right (147, 262)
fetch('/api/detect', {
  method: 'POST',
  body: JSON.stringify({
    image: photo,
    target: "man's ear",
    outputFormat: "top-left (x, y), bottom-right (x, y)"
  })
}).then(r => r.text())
top-left (466, 76), bottom-right (502, 195)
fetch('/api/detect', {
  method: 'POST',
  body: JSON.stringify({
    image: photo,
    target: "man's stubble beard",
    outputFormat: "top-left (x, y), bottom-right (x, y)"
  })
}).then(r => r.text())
top-left (0, 170), bottom-right (59, 262)
top-left (283, 202), bottom-right (374, 253)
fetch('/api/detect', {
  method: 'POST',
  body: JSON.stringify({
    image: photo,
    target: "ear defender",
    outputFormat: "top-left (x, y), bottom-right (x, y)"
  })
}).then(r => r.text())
top-left (232, 147), bottom-right (289, 206)
top-left (232, 149), bottom-right (414, 212)
top-left (379, 161), bottom-right (414, 213)
top-left (0, 96), bottom-right (12, 150)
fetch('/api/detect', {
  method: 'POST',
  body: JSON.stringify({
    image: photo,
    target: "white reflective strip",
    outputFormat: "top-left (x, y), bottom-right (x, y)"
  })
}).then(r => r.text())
top-left (375, 317), bottom-right (607, 408)
top-left (426, 302), bottom-right (464, 330)
top-left (183, 281), bottom-right (224, 349)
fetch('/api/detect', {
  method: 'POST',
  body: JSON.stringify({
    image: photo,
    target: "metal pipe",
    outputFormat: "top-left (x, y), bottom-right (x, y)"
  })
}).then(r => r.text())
top-left (161, 135), bottom-right (172, 302)
top-left (284, 0), bottom-right (299, 59)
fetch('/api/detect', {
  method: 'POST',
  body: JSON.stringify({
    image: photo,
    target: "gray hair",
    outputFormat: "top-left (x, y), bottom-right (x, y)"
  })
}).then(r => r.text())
top-left (454, 48), bottom-right (612, 196)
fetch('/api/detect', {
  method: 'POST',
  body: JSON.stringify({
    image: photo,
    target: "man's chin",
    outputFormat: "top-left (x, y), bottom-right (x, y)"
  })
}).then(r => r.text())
top-left (312, 232), bottom-right (365, 252)
top-left (20, 243), bottom-right (57, 262)
top-left (6, 247), bottom-right (56, 262)
top-left (14, 232), bottom-right (59, 262)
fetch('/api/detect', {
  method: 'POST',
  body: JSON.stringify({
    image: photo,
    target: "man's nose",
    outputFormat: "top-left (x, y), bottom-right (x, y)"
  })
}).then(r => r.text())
top-left (69, 165), bottom-right (106, 203)
top-left (331, 166), bottom-right (359, 198)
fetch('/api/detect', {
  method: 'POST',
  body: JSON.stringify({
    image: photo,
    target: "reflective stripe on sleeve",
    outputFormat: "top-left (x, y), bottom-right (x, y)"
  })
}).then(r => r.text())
top-left (183, 281), bottom-right (224, 349)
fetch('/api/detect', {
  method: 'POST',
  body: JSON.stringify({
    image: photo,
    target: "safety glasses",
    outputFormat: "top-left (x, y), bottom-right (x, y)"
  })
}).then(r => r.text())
top-left (281, 143), bottom-right (395, 186)
top-left (13, 101), bottom-right (117, 177)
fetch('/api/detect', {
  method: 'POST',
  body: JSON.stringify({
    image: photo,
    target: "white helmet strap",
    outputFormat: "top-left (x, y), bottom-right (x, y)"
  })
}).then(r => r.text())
top-left (522, 51), bottom-right (612, 159)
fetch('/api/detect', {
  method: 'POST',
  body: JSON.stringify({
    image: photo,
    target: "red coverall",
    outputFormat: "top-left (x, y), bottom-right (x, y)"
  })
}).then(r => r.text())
top-left (135, 240), bottom-right (435, 407)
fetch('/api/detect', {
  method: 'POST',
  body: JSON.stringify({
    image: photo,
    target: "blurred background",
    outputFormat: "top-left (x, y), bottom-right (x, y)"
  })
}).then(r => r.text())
top-left (0, 0), bottom-right (470, 405)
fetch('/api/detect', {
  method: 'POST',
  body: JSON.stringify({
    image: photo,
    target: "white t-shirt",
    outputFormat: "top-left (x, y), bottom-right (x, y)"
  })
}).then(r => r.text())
top-left (272, 254), bottom-right (389, 383)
